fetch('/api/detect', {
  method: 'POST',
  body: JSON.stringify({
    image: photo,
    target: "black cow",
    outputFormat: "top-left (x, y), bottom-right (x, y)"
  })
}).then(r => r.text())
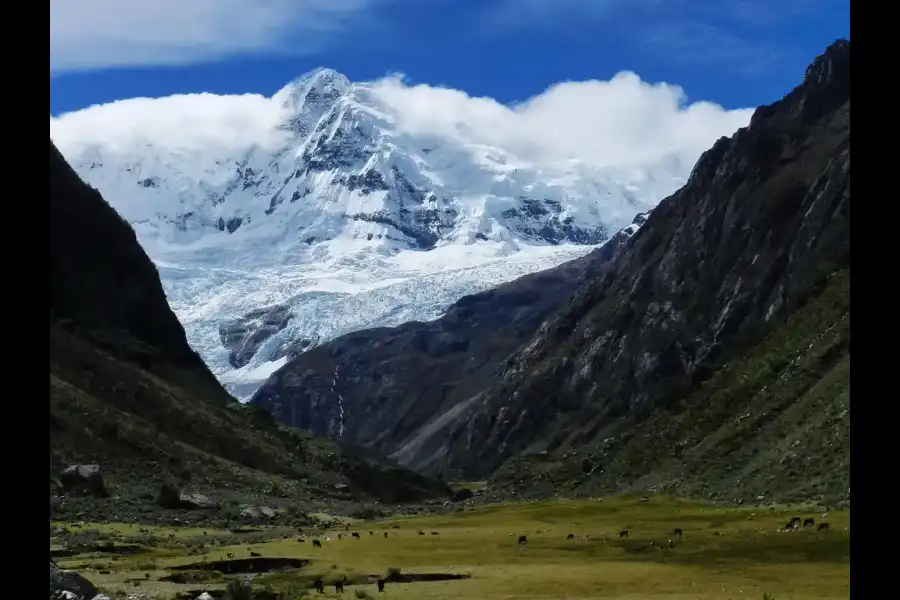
top-left (334, 579), bottom-right (345, 592)
top-left (226, 552), bottom-right (235, 558)
top-left (352, 532), bottom-right (361, 539)
top-left (250, 551), bottom-right (261, 557)
top-left (430, 531), bottom-right (439, 535)
top-left (803, 518), bottom-right (816, 527)
top-left (312, 539), bottom-right (323, 548)
top-left (673, 528), bottom-right (683, 536)
top-left (418, 531), bottom-right (426, 536)
top-left (619, 530), bottom-right (629, 538)
top-left (518, 535), bottom-right (527, 545)
top-left (313, 577), bottom-right (324, 593)
top-left (817, 522), bottom-right (830, 532)
top-left (384, 531), bottom-right (389, 538)
top-left (566, 533), bottom-right (575, 540)
top-left (370, 531), bottom-right (375, 536)
top-left (377, 578), bottom-right (386, 592)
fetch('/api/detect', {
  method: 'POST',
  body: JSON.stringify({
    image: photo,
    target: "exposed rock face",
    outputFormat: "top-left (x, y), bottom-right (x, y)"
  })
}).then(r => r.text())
top-left (250, 211), bottom-right (652, 469)
top-left (252, 40), bottom-right (850, 501)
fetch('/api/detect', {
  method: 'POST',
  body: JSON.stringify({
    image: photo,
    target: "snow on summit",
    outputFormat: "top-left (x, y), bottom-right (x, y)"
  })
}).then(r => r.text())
top-left (50, 68), bottom-right (753, 399)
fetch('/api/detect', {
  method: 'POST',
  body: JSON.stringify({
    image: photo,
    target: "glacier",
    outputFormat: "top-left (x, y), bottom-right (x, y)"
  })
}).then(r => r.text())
top-left (51, 68), bottom-right (740, 400)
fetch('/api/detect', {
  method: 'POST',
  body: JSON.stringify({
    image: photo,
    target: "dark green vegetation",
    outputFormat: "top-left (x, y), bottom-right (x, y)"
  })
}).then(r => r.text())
top-left (49, 496), bottom-right (849, 599)
top-left (253, 41), bottom-right (850, 505)
top-left (49, 139), bottom-right (448, 529)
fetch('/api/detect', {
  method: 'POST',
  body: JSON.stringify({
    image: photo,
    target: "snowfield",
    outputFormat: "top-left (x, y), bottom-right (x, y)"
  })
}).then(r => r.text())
top-left (50, 68), bottom-right (752, 399)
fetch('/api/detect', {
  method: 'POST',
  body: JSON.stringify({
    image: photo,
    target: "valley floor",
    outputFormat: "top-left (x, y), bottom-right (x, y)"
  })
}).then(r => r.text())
top-left (51, 495), bottom-right (849, 600)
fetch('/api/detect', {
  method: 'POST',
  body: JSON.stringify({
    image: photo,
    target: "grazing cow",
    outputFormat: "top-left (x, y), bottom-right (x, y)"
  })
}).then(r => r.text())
top-left (352, 532), bottom-right (361, 539)
top-left (430, 531), bottom-right (439, 535)
top-left (566, 533), bottom-right (575, 540)
top-left (817, 522), bottom-right (830, 532)
top-left (418, 531), bottom-right (426, 536)
top-left (313, 577), bottom-right (324, 593)
top-left (619, 530), bottom-right (629, 538)
top-left (298, 538), bottom-right (306, 543)
top-left (384, 532), bottom-right (389, 538)
top-left (803, 518), bottom-right (815, 527)
top-left (673, 528), bottom-right (683, 536)
top-left (250, 551), bottom-right (261, 557)
top-left (518, 535), bottom-right (527, 545)
top-left (312, 539), bottom-right (323, 548)
top-left (377, 578), bottom-right (386, 592)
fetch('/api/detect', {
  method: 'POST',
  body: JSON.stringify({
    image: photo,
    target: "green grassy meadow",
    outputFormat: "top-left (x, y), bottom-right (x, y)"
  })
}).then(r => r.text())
top-left (51, 495), bottom-right (849, 600)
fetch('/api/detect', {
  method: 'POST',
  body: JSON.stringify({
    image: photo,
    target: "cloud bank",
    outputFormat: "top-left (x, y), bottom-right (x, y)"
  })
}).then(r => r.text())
top-left (50, 0), bottom-right (382, 75)
top-left (50, 72), bottom-right (753, 173)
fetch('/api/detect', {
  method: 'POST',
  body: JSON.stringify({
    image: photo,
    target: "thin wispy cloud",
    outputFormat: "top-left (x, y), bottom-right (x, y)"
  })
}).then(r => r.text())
top-left (50, 0), bottom-right (386, 76)
top-left (635, 21), bottom-right (790, 77)
top-left (477, 0), bottom-right (839, 76)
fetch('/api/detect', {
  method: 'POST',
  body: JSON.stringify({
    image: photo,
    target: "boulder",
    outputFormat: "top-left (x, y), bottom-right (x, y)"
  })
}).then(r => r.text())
top-left (49, 560), bottom-right (98, 600)
top-left (59, 465), bottom-right (108, 497)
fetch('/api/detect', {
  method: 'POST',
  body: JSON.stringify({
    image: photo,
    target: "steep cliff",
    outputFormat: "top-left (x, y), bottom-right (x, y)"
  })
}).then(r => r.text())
top-left (49, 139), bottom-right (448, 516)
top-left (252, 40), bottom-right (850, 504)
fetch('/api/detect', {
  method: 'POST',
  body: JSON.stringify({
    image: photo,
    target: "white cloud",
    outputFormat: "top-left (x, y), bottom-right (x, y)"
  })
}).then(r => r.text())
top-left (366, 73), bottom-right (753, 169)
top-left (50, 71), bottom-right (753, 173)
top-left (51, 93), bottom-right (292, 156)
top-left (50, 0), bottom-right (381, 75)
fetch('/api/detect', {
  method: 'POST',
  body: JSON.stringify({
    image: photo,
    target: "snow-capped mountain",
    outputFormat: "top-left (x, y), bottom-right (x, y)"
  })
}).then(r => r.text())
top-left (51, 68), bottom-right (715, 399)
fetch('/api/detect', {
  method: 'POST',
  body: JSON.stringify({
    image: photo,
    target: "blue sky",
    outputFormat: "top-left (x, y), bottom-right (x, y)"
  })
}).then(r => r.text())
top-left (50, 0), bottom-right (849, 116)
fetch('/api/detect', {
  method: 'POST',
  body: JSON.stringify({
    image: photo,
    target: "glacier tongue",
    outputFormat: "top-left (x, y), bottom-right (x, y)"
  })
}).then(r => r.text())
top-left (53, 68), bottom-right (691, 400)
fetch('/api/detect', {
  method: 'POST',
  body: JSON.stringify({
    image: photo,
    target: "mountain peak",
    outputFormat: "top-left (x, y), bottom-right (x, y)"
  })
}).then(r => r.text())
top-left (803, 38), bottom-right (850, 92)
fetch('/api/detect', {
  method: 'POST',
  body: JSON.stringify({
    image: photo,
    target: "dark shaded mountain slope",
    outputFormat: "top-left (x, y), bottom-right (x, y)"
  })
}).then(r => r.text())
top-left (448, 39), bottom-right (851, 502)
top-left (49, 139), bottom-right (448, 518)
top-left (251, 212), bottom-right (651, 470)
top-left (252, 40), bottom-right (850, 504)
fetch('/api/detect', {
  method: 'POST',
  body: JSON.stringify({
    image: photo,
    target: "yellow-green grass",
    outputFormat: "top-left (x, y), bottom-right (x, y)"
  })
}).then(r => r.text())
top-left (52, 495), bottom-right (849, 600)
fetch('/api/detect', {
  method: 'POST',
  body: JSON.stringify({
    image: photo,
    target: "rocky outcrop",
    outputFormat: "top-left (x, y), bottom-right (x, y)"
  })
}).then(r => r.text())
top-left (250, 211), bottom-right (651, 468)
top-left (59, 464), bottom-right (108, 497)
top-left (252, 40), bottom-right (850, 502)
top-left (219, 304), bottom-right (294, 368)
